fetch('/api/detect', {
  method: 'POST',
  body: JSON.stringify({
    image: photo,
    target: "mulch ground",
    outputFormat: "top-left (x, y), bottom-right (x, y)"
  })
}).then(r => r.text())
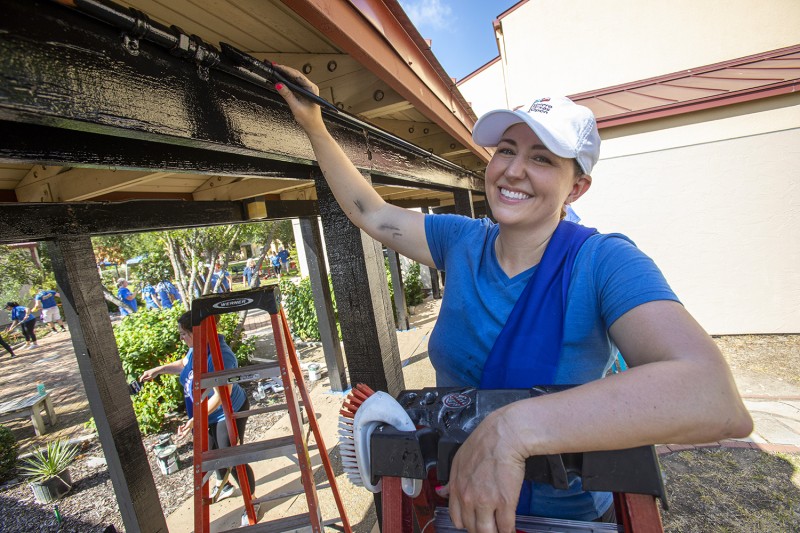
top-left (0, 321), bottom-right (798, 532)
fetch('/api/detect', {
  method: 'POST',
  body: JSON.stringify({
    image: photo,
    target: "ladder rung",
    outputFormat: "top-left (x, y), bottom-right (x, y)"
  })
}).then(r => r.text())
top-left (201, 436), bottom-right (318, 473)
top-left (233, 403), bottom-right (290, 419)
top-left (222, 513), bottom-right (344, 533)
top-left (200, 362), bottom-right (280, 388)
top-left (251, 482), bottom-right (331, 505)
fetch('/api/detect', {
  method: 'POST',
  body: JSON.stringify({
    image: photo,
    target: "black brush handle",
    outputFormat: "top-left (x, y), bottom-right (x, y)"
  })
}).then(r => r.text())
top-left (220, 42), bottom-right (339, 113)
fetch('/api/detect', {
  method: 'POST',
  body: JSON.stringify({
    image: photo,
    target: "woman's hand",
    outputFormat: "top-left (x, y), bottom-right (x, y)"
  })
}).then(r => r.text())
top-left (447, 407), bottom-right (528, 533)
top-left (177, 417), bottom-right (194, 441)
top-left (139, 367), bottom-right (160, 382)
top-left (272, 65), bottom-right (326, 136)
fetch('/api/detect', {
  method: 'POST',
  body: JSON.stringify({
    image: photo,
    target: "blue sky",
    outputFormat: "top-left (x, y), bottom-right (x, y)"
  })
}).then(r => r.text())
top-left (400, 0), bottom-right (519, 81)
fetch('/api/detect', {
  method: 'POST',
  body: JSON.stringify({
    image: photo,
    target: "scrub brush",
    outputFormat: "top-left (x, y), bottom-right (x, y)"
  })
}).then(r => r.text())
top-left (338, 383), bottom-right (422, 497)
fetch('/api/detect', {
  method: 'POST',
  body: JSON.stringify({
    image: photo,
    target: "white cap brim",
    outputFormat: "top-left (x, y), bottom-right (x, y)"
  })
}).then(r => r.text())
top-left (472, 109), bottom-right (575, 160)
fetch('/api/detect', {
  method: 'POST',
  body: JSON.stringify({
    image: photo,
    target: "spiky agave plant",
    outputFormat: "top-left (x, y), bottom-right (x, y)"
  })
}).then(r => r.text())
top-left (19, 439), bottom-right (78, 483)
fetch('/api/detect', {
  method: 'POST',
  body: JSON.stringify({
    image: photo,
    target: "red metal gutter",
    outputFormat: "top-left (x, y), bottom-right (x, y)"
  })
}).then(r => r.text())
top-left (283, 0), bottom-right (491, 162)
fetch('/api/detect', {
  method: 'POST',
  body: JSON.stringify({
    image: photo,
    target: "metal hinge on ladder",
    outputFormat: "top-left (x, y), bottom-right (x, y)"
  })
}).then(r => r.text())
top-left (190, 286), bottom-right (352, 533)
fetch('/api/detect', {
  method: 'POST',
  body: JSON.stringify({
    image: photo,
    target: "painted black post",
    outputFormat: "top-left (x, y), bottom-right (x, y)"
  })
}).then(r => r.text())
top-left (49, 236), bottom-right (167, 533)
top-left (420, 206), bottom-right (441, 299)
top-left (298, 216), bottom-right (348, 392)
top-left (315, 172), bottom-right (404, 395)
top-left (453, 189), bottom-right (475, 219)
top-left (387, 248), bottom-right (409, 330)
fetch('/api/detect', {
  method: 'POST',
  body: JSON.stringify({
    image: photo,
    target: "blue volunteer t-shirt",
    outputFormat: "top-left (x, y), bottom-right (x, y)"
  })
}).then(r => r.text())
top-left (35, 290), bottom-right (58, 309)
top-left (424, 214), bottom-right (680, 521)
top-left (179, 334), bottom-right (246, 425)
top-left (142, 285), bottom-right (159, 309)
top-left (11, 306), bottom-right (35, 323)
top-left (156, 281), bottom-right (173, 309)
top-left (117, 287), bottom-right (138, 316)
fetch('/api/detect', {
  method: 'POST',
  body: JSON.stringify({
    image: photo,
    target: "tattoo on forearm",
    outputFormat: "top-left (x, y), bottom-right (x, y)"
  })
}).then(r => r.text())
top-left (379, 223), bottom-right (402, 239)
top-left (354, 199), bottom-right (365, 214)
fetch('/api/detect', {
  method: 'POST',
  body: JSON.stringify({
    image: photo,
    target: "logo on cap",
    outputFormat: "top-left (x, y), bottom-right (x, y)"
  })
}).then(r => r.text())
top-left (529, 97), bottom-right (552, 114)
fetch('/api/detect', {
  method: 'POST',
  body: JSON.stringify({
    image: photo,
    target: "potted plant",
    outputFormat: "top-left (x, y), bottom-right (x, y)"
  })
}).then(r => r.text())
top-left (19, 438), bottom-right (79, 503)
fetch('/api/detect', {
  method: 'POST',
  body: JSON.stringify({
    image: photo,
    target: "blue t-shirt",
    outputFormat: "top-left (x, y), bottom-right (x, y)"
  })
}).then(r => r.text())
top-left (11, 306), bottom-right (35, 323)
top-left (35, 290), bottom-right (58, 309)
top-left (117, 287), bottom-right (138, 316)
top-left (142, 285), bottom-right (159, 309)
top-left (156, 281), bottom-right (173, 309)
top-left (165, 281), bottom-right (182, 302)
top-left (243, 266), bottom-right (254, 286)
top-left (270, 255), bottom-right (281, 267)
top-left (425, 214), bottom-right (679, 521)
top-left (278, 250), bottom-right (290, 263)
top-left (179, 334), bottom-right (246, 425)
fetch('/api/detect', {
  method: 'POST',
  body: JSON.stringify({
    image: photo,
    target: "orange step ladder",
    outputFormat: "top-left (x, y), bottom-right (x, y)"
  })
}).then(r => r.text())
top-left (190, 286), bottom-right (352, 532)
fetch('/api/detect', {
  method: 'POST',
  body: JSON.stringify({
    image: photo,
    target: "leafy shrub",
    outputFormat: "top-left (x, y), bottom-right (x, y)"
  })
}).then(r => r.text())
top-left (279, 276), bottom-right (339, 341)
top-left (0, 425), bottom-right (19, 482)
top-left (403, 262), bottom-right (425, 306)
top-left (113, 305), bottom-right (253, 434)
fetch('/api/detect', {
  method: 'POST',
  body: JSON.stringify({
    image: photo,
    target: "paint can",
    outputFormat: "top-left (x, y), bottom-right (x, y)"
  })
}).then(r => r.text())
top-left (155, 444), bottom-right (179, 475)
top-left (307, 363), bottom-right (321, 382)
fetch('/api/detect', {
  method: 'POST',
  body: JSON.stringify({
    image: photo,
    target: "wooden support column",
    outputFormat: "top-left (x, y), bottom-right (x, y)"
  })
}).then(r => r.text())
top-left (387, 248), bottom-right (409, 330)
top-left (453, 189), bottom-right (475, 219)
top-left (49, 236), bottom-right (167, 533)
top-left (299, 216), bottom-right (348, 392)
top-left (315, 173), bottom-right (404, 395)
top-left (421, 206), bottom-right (441, 299)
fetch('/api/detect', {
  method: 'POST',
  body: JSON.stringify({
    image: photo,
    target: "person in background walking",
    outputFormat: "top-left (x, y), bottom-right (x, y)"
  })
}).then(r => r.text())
top-left (31, 288), bottom-right (67, 333)
top-left (269, 252), bottom-right (281, 277)
top-left (116, 278), bottom-right (138, 316)
top-left (0, 332), bottom-right (15, 358)
top-left (278, 246), bottom-right (291, 275)
top-left (243, 258), bottom-right (257, 288)
top-left (4, 301), bottom-right (38, 349)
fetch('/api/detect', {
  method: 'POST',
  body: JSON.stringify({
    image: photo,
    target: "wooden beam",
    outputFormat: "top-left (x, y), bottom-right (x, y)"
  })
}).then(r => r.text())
top-left (0, 1), bottom-right (480, 192)
top-left (0, 199), bottom-right (319, 243)
top-left (49, 236), bottom-right (167, 533)
top-left (387, 248), bottom-right (409, 331)
top-left (192, 177), bottom-right (314, 201)
top-left (316, 172), bottom-right (404, 395)
top-left (298, 216), bottom-right (348, 392)
top-left (15, 168), bottom-right (173, 202)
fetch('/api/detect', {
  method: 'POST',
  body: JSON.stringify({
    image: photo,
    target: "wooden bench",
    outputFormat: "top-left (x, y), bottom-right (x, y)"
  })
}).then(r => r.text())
top-left (0, 392), bottom-right (58, 436)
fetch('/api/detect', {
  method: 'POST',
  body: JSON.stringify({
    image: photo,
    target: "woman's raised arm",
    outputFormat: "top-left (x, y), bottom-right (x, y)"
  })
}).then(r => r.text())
top-left (274, 66), bottom-right (433, 268)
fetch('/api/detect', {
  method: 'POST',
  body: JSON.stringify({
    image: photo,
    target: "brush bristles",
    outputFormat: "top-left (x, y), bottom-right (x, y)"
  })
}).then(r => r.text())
top-left (337, 383), bottom-right (376, 487)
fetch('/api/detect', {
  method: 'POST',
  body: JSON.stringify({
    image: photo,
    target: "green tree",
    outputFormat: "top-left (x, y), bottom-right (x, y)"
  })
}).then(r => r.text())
top-left (0, 244), bottom-right (55, 304)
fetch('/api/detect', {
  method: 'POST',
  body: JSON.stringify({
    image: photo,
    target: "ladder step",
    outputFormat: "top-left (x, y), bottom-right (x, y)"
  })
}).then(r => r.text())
top-left (201, 436), bottom-right (318, 473)
top-left (233, 402), bottom-right (304, 419)
top-left (252, 482), bottom-right (331, 505)
top-left (222, 513), bottom-right (343, 533)
top-left (200, 362), bottom-right (280, 388)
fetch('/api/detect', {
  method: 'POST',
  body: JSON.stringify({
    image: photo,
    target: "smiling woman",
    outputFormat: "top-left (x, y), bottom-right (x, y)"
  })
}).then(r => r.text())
top-left (273, 65), bottom-right (753, 531)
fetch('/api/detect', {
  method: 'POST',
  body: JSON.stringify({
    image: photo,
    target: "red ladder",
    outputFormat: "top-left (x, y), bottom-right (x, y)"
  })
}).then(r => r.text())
top-left (191, 286), bottom-right (352, 532)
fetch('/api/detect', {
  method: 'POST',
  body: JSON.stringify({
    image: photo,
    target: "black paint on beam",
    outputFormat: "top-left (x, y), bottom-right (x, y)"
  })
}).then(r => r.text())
top-left (49, 236), bottom-right (167, 533)
top-left (0, 0), bottom-right (479, 191)
top-left (453, 189), bottom-right (476, 219)
top-left (316, 173), bottom-right (404, 395)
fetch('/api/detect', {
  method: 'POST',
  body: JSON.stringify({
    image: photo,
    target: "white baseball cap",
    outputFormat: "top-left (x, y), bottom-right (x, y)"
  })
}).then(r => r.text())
top-left (472, 96), bottom-right (601, 175)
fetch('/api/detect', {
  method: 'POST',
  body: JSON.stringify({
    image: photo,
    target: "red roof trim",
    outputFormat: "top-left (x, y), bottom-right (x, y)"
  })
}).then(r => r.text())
top-left (458, 56), bottom-right (500, 85)
top-left (570, 44), bottom-right (800, 129)
top-left (594, 80), bottom-right (798, 129)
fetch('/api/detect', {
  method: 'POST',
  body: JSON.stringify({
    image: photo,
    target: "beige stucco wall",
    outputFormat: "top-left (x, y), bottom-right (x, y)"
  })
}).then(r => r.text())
top-left (456, 0), bottom-right (800, 334)
top-left (497, 0), bottom-right (800, 106)
top-left (577, 100), bottom-right (800, 334)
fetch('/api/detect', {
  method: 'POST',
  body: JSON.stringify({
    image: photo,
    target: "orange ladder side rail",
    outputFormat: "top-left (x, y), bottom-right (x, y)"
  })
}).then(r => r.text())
top-left (278, 307), bottom-right (353, 533)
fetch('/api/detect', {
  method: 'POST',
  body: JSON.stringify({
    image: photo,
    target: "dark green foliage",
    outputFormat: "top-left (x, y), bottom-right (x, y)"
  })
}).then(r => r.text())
top-left (404, 262), bottom-right (425, 306)
top-left (279, 276), bottom-right (340, 341)
top-left (113, 306), bottom-right (253, 434)
top-left (0, 425), bottom-right (19, 482)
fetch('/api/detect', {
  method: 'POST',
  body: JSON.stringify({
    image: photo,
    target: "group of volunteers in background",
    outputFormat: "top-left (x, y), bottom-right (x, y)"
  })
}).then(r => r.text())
top-left (2, 288), bottom-right (68, 355)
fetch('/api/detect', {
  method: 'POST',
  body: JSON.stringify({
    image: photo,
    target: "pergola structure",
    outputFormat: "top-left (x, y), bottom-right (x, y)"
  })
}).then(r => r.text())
top-left (0, 1), bottom-right (491, 530)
